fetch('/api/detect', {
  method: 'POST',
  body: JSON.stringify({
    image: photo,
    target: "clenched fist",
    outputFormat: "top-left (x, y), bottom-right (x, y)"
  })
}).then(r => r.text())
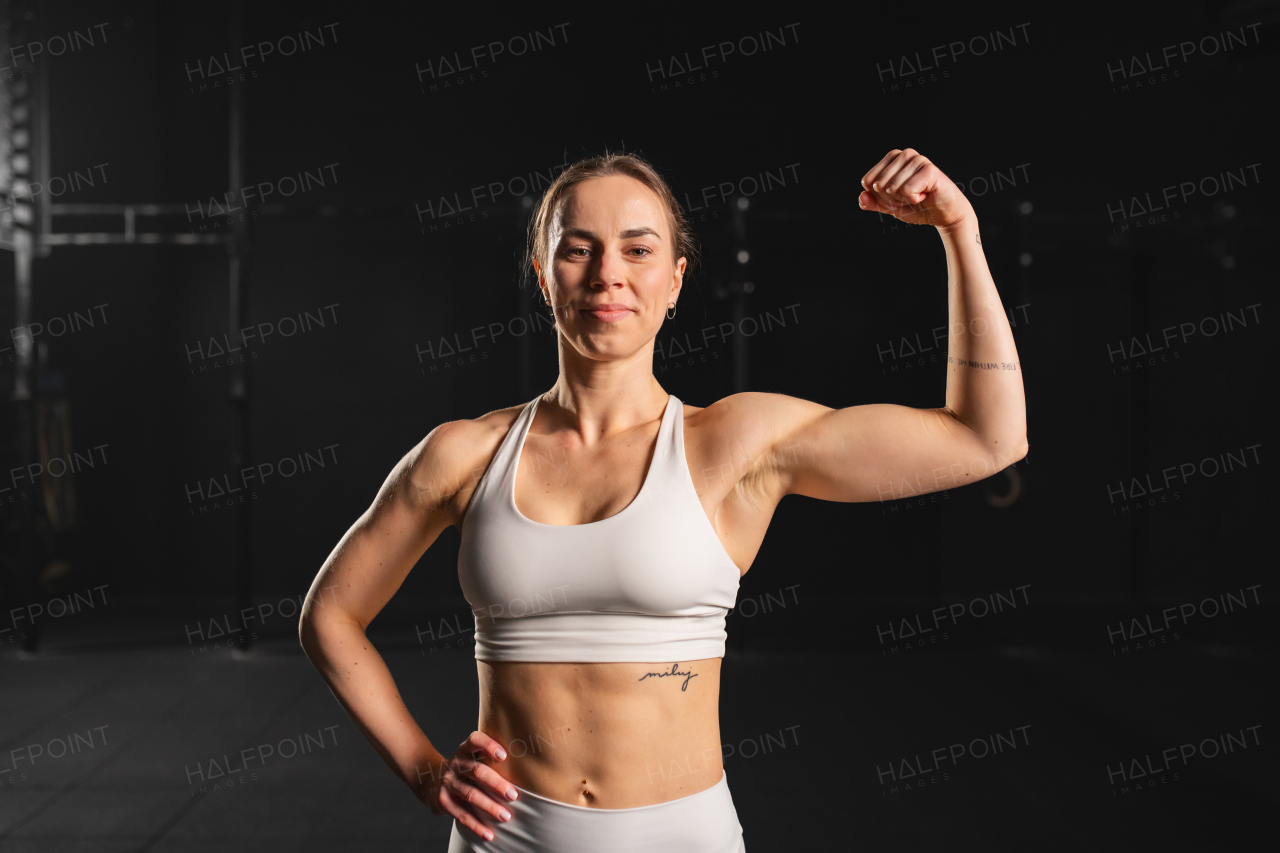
top-left (859, 148), bottom-right (973, 231)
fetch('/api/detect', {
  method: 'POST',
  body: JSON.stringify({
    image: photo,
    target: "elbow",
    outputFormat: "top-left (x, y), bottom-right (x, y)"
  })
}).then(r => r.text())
top-left (297, 597), bottom-right (328, 657)
top-left (298, 609), bottom-right (318, 656)
top-left (975, 430), bottom-right (1028, 464)
top-left (297, 594), bottom-right (364, 660)
top-left (979, 432), bottom-right (1028, 467)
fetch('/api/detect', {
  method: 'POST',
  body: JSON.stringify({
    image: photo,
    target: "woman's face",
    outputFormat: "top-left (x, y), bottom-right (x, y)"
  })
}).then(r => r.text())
top-left (540, 174), bottom-right (685, 359)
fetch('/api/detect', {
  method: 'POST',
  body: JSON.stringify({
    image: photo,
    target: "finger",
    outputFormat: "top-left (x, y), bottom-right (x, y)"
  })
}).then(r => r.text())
top-left (465, 730), bottom-right (509, 763)
top-left (863, 188), bottom-right (916, 216)
top-left (861, 149), bottom-right (903, 191)
top-left (450, 777), bottom-right (514, 822)
top-left (858, 190), bottom-right (891, 213)
top-left (870, 149), bottom-right (917, 196)
top-left (471, 762), bottom-right (521, 802)
top-left (439, 788), bottom-right (497, 842)
top-left (884, 152), bottom-right (928, 196)
top-left (898, 164), bottom-right (938, 204)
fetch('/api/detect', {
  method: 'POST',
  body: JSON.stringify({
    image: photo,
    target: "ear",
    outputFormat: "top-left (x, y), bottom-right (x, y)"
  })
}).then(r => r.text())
top-left (670, 256), bottom-right (686, 299)
top-left (533, 258), bottom-right (547, 293)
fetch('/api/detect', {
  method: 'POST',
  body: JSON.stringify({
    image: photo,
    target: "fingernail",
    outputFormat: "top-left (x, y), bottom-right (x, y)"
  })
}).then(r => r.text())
top-left (499, 808), bottom-right (512, 821)
top-left (484, 830), bottom-right (494, 841)
top-left (872, 181), bottom-right (879, 191)
top-left (496, 748), bottom-right (507, 760)
top-left (858, 196), bottom-right (865, 209)
top-left (506, 787), bottom-right (519, 800)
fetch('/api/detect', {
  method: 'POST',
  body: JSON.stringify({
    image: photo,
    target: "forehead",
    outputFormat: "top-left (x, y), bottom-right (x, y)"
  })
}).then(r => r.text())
top-left (554, 175), bottom-right (670, 236)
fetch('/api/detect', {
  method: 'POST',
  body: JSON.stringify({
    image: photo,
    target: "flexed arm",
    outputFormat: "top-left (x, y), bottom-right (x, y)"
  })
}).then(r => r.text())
top-left (860, 148), bottom-right (1027, 450)
top-left (723, 149), bottom-right (1027, 505)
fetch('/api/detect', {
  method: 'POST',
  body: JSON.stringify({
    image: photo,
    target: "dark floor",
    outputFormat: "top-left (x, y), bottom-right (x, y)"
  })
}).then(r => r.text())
top-left (0, 605), bottom-right (1272, 852)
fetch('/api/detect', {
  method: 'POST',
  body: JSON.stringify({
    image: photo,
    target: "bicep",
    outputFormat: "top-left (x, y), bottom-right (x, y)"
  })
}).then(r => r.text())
top-left (302, 429), bottom-right (460, 630)
top-left (776, 402), bottom-right (1014, 503)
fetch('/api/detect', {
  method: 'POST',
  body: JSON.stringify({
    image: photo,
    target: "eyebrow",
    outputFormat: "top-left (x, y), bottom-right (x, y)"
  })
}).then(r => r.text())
top-left (562, 226), bottom-right (663, 242)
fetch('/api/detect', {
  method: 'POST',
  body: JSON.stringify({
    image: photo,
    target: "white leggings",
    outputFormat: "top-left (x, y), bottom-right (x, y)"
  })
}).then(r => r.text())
top-left (447, 771), bottom-right (746, 853)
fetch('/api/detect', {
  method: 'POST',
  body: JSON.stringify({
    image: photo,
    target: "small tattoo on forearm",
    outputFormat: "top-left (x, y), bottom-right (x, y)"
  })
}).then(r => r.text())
top-left (638, 663), bottom-right (699, 692)
top-left (947, 356), bottom-right (1019, 370)
top-left (975, 233), bottom-right (982, 245)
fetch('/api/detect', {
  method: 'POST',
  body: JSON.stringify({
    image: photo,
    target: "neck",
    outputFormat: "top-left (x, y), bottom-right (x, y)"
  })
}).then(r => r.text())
top-left (543, 337), bottom-right (668, 443)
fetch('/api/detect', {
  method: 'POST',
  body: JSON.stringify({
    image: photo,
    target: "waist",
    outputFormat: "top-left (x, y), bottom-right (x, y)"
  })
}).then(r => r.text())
top-left (477, 658), bottom-right (723, 809)
top-left (450, 771), bottom-right (743, 853)
top-left (473, 611), bottom-right (729, 663)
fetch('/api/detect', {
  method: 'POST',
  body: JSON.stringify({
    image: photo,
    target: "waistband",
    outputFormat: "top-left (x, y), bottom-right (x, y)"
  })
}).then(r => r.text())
top-left (449, 770), bottom-right (743, 853)
top-left (511, 770), bottom-right (730, 813)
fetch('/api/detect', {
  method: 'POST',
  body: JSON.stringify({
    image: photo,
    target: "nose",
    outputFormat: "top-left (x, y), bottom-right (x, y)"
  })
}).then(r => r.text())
top-left (590, 245), bottom-right (627, 290)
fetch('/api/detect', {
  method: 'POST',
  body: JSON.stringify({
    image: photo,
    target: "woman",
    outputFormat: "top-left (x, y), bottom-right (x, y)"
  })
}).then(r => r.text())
top-left (299, 148), bottom-right (1027, 852)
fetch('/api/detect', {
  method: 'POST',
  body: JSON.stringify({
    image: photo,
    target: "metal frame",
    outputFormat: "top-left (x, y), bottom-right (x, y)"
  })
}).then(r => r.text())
top-left (2, 0), bottom-right (252, 651)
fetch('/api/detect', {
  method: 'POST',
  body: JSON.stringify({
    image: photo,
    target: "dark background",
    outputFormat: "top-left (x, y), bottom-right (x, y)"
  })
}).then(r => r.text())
top-left (0, 1), bottom-right (1274, 850)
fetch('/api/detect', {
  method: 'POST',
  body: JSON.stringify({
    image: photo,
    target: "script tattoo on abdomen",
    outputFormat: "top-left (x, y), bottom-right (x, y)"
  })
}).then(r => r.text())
top-left (638, 663), bottom-right (698, 692)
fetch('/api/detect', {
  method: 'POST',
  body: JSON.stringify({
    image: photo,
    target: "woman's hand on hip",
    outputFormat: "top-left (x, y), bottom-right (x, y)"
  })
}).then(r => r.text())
top-left (858, 148), bottom-right (974, 231)
top-left (422, 730), bottom-right (519, 841)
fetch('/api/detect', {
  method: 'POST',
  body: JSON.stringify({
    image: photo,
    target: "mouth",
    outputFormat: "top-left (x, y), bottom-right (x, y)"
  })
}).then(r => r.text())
top-left (584, 305), bottom-right (632, 322)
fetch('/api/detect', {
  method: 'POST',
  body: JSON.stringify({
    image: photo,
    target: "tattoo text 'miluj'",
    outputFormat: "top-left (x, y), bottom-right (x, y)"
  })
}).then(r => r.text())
top-left (638, 663), bottom-right (699, 692)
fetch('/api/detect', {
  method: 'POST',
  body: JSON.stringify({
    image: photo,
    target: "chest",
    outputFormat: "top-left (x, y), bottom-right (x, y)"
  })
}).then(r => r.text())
top-left (514, 425), bottom-right (774, 580)
top-left (513, 416), bottom-right (742, 531)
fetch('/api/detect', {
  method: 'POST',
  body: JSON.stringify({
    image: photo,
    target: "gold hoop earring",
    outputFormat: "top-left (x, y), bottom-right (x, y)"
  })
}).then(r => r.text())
top-left (666, 301), bottom-right (677, 320)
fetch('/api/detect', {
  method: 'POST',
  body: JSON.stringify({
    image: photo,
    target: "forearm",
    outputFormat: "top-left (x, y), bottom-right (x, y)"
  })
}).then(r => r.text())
top-left (300, 613), bottom-right (445, 797)
top-left (937, 213), bottom-right (1027, 450)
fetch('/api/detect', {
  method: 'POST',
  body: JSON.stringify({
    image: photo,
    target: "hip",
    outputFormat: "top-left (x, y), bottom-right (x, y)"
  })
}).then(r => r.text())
top-left (447, 770), bottom-right (745, 853)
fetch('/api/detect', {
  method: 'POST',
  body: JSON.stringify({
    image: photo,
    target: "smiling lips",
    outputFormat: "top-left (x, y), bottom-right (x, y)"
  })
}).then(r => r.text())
top-left (585, 304), bottom-right (632, 322)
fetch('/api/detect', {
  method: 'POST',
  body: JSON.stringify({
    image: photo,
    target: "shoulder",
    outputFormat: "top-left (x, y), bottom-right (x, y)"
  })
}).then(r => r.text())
top-left (686, 391), bottom-right (832, 442)
top-left (399, 401), bottom-right (529, 526)
top-left (683, 391), bottom-right (833, 480)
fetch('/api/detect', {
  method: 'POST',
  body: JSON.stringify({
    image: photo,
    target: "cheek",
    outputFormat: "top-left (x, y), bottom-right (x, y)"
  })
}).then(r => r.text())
top-left (638, 264), bottom-right (676, 291)
top-left (550, 261), bottom-right (585, 288)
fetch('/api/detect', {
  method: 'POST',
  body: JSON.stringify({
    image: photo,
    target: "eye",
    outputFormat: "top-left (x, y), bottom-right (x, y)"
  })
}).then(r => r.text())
top-left (566, 246), bottom-right (590, 258)
top-left (628, 246), bottom-right (653, 257)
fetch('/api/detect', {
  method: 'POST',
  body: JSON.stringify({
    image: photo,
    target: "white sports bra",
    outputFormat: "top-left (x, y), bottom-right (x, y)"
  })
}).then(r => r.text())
top-left (457, 393), bottom-right (743, 663)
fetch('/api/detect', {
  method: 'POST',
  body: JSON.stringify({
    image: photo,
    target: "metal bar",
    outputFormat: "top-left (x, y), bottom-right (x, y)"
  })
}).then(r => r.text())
top-left (13, 227), bottom-right (32, 399)
top-left (229, 0), bottom-right (253, 650)
top-left (39, 233), bottom-right (229, 245)
top-left (47, 203), bottom-right (198, 215)
top-left (34, 35), bottom-right (50, 255)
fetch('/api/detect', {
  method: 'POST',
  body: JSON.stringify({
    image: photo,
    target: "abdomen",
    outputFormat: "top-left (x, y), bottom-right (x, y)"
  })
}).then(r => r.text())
top-left (476, 658), bottom-right (724, 808)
